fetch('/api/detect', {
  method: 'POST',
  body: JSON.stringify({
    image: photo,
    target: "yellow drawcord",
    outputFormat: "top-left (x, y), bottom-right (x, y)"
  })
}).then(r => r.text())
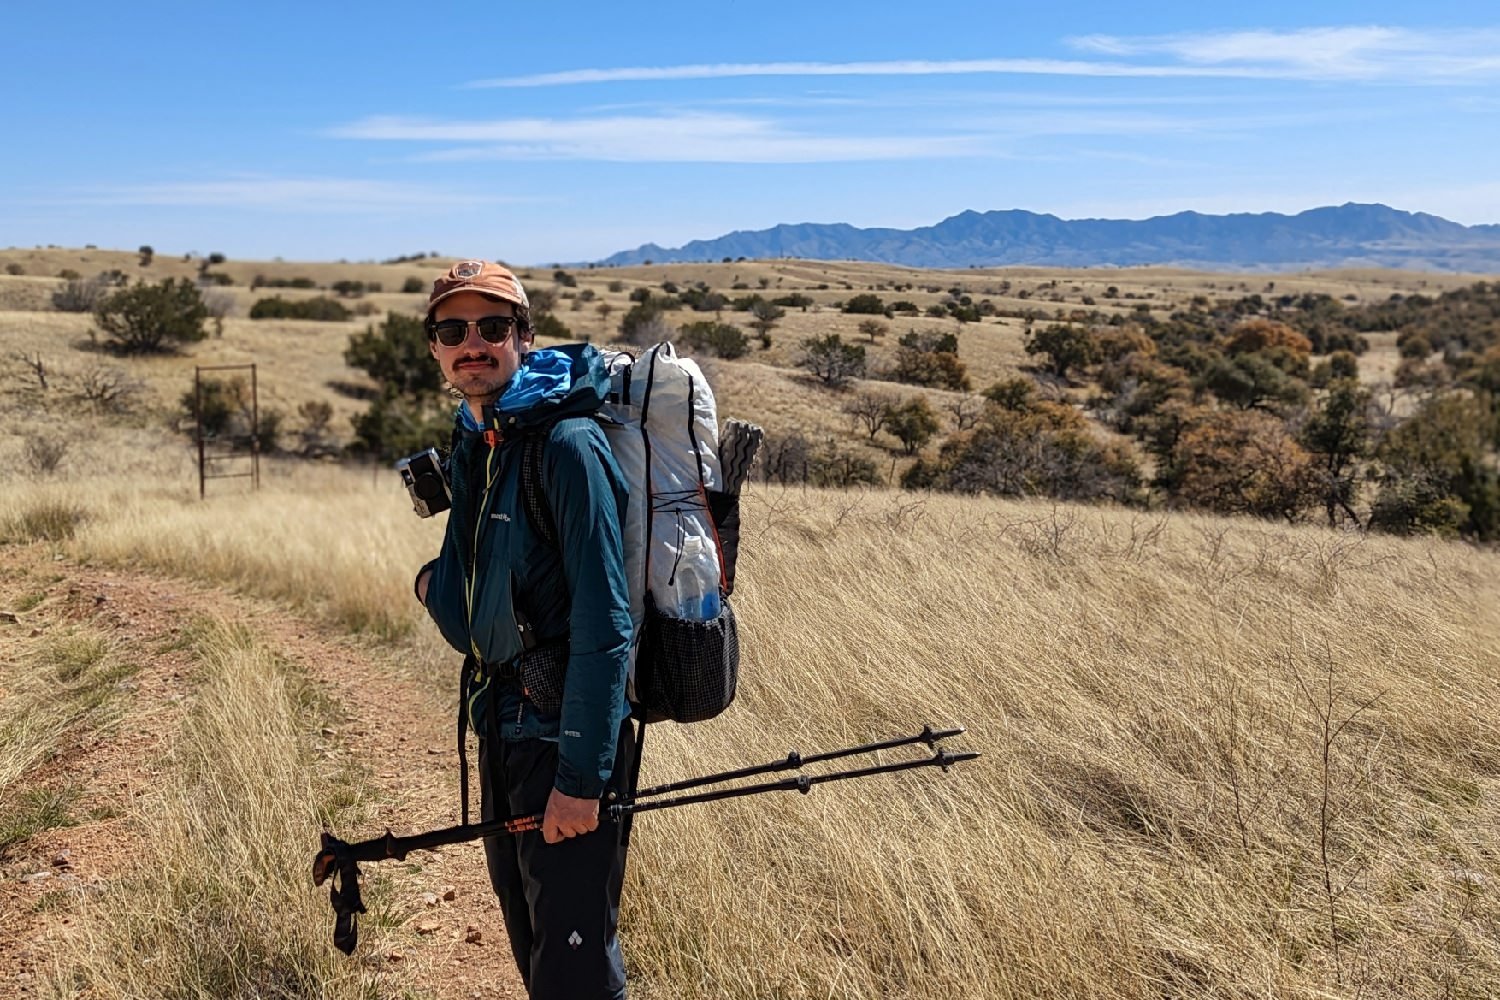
top-left (464, 434), bottom-right (501, 659)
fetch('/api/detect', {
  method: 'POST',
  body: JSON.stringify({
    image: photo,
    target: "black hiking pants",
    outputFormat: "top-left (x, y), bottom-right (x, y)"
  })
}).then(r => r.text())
top-left (478, 718), bottom-right (633, 1000)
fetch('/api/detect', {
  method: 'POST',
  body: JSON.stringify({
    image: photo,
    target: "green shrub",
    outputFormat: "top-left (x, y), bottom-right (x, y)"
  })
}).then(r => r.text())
top-left (249, 296), bottom-right (351, 321)
top-left (842, 293), bottom-right (887, 315)
top-left (1025, 324), bottom-right (1096, 379)
top-left (886, 331), bottom-right (970, 391)
top-left (251, 276), bottom-right (317, 290)
top-left (181, 378), bottom-right (242, 439)
top-left (1371, 392), bottom-right (1500, 540)
top-left (344, 312), bottom-right (440, 396)
top-left (905, 403), bottom-right (1140, 503)
top-left (798, 334), bottom-right (866, 388)
top-left (533, 314), bottom-right (571, 341)
top-left (352, 391), bottom-right (451, 461)
top-left (884, 396), bottom-right (941, 455)
top-left (401, 277), bottom-right (425, 294)
top-left (679, 287), bottom-right (726, 312)
top-left (94, 278), bottom-right (208, 353)
top-left (677, 321), bottom-right (749, 359)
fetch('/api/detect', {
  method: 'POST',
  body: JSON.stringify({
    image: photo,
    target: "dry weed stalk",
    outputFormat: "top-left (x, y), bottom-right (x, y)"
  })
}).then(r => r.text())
top-left (1287, 645), bottom-right (1386, 987)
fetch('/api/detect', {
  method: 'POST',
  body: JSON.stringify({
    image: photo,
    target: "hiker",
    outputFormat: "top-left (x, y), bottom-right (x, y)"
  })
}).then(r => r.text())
top-left (413, 259), bottom-right (634, 1000)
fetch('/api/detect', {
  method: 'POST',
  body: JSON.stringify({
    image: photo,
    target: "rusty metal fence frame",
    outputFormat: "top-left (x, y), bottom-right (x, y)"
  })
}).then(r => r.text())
top-left (194, 363), bottom-right (260, 499)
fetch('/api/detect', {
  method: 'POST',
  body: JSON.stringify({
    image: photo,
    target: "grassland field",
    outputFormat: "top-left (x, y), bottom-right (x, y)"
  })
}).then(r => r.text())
top-left (0, 248), bottom-right (1497, 999)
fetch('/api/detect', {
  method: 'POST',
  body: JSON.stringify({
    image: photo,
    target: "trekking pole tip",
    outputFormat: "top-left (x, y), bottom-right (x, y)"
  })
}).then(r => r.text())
top-left (937, 750), bottom-right (981, 771)
top-left (920, 723), bottom-right (966, 745)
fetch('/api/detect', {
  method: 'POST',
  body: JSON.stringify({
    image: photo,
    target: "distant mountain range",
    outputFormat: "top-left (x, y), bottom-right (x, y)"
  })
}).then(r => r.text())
top-left (598, 204), bottom-right (1500, 273)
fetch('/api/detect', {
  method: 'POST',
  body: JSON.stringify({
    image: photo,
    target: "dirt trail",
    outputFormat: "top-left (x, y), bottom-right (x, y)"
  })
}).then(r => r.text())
top-left (0, 545), bottom-right (526, 999)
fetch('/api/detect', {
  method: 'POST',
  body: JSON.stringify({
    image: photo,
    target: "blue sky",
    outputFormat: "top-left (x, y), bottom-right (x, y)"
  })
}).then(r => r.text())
top-left (3, 2), bottom-right (1498, 264)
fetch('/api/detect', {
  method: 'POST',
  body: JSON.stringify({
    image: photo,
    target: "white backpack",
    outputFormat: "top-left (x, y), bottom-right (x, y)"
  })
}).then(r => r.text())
top-left (522, 342), bottom-right (751, 723)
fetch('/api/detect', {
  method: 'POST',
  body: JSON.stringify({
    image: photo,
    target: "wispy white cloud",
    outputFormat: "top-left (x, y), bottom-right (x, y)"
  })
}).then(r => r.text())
top-left (466, 28), bottom-right (1500, 89)
top-left (330, 103), bottom-right (1363, 164)
top-left (580, 95), bottom-right (873, 115)
top-left (967, 108), bottom-right (1346, 138)
top-left (331, 113), bottom-right (988, 163)
top-left (466, 58), bottom-right (1265, 89)
top-left (1070, 26), bottom-right (1500, 81)
top-left (581, 91), bottom-right (1275, 117)
top-left (63, 177), bottom-right (533, 211)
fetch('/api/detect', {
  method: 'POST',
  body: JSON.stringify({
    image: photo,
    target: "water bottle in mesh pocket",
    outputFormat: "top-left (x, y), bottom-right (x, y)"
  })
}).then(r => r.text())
top-left (635, 597), bottom-right (740, 724)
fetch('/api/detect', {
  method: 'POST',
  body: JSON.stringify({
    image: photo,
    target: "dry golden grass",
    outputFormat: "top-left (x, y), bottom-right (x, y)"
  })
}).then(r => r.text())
top-left (40, 619), bottom-right (384, 1000)
top-left (0, 625), bottom-right (126, 854)
top-left (623, 490), bottom-right (1500, 999)
top-left (3, 459), bottom-right (1495, 998)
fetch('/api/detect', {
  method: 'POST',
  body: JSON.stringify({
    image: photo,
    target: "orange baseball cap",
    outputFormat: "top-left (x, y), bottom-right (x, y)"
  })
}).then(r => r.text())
top-left (426, 259), bottom-right (530, 319)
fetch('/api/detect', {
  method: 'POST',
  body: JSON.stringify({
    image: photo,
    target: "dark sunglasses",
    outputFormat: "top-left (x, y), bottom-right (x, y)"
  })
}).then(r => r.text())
top-left (429, 315), bottom-right (521, 347)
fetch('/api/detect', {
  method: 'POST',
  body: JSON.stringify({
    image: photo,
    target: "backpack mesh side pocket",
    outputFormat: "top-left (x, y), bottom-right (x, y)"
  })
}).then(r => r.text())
top-left (517, 643), bottom-right (568, 715)
top-left (636, 599), bottom-right (739, 724)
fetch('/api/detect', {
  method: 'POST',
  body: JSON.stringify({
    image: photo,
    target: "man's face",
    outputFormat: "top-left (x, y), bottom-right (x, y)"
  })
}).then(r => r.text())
top-left (428, 291), bottom-right (530, 403)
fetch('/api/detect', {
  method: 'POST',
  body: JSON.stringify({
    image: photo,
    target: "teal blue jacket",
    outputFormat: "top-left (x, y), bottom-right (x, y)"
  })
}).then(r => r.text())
top-left (420, 344), bottom-right (632, 800)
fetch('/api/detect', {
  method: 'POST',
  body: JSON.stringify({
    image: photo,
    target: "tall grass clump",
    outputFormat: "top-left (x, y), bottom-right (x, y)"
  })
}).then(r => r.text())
top-left (0, 626), bottom-right (127, 843)
top-left (1, 497), bottom-right (89, 542)
top-left (44, 621), bottom-right (383, 999)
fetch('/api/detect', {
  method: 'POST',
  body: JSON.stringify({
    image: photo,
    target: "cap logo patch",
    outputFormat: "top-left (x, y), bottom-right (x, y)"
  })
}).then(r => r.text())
top-left (454, 261), bottom-right (484, 280)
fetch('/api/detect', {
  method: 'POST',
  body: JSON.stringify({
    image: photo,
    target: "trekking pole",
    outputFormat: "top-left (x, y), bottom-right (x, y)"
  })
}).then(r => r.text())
top-left (313, 724), bottom-right (977, 954)
top-left (613, 745), bottom-right (977, 819)
top-left (632, 723), bottom-right (964, 799)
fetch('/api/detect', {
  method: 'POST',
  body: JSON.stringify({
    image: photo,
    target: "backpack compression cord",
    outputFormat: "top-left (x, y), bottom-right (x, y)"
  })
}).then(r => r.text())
top-left (312, 724), bottom-right (978, 955)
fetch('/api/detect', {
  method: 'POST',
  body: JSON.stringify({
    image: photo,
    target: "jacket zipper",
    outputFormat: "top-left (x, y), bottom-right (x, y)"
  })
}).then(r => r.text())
top-left (464, 425), bottom-right (502, 660)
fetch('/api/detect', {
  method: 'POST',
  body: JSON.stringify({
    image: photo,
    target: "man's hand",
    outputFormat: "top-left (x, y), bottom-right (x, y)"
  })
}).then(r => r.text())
top-left (542, 788), bottom-right (599, 844)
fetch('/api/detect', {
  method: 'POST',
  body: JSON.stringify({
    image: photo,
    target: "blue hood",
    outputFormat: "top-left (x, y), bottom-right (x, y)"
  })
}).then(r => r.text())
top-left (457, 343), bottom-right (610, 432)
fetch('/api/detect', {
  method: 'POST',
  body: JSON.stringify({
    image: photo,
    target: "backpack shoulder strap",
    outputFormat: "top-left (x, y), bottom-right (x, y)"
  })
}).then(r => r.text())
top-left (520, 433), bottom-right (557, 549)
top-left (521, 414), bottom-right (616, 549)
